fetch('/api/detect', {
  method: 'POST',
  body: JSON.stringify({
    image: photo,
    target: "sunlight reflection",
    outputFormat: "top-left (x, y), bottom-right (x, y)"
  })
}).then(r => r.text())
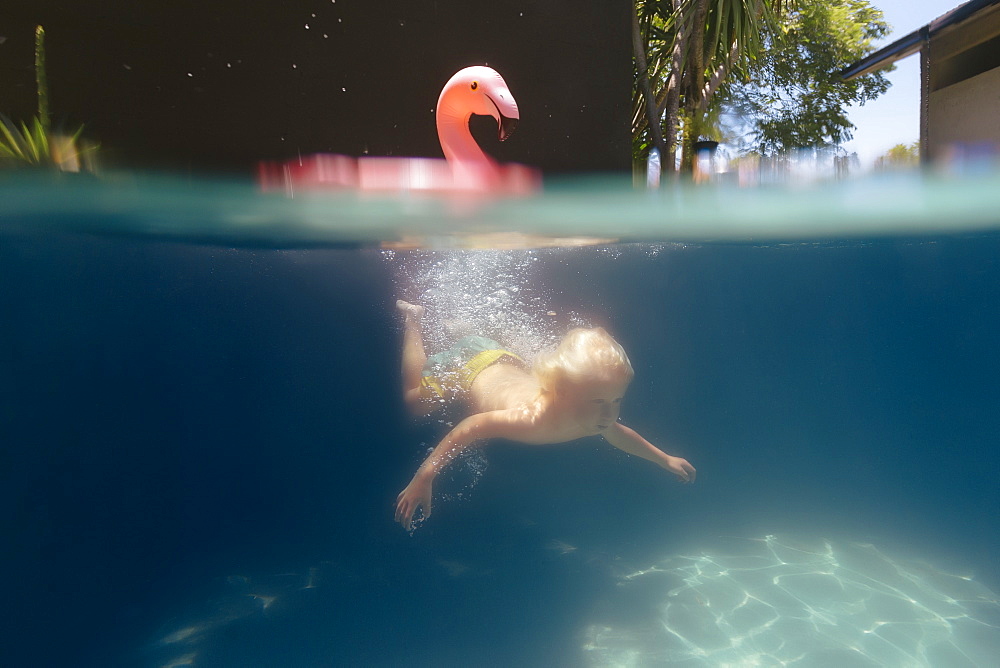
top-left (582, 535), bottom-right (1000, 666)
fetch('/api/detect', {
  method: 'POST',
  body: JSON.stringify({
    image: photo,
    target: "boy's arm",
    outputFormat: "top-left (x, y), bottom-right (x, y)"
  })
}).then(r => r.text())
top-left (603, 423), bottom-right (696, 483)
top-left (395, 410), bottom-right (527, 530)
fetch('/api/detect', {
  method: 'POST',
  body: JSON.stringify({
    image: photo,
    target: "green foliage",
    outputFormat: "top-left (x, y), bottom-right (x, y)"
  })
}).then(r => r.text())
top-left (0, 114), bottom-right (93, 167)
top-left (0, 115), bottom-right (51, 164)
top-left (633, 0), bottom-right (893, 173)
top-left (633, 0), bottom-right (783, 172)
top-left (726, 0), bottom-right (891, 155)
top-left (875, 141), bottom-right (920, 169)
top-left (0, 24), bottom-right (96, 170)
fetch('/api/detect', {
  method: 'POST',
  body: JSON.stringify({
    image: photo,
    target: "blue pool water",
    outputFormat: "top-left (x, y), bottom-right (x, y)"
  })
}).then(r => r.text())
top-left (2, 177), bottom-right (999, 666)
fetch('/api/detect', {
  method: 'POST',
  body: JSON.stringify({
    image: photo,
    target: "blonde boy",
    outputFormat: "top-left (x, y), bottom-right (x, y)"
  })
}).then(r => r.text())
top-left (395, 300), bottom-right (696, 530)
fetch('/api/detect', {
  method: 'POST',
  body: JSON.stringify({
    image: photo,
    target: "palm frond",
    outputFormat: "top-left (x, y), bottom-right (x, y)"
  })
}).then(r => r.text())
top-left (0, 114), bottom-right (46, 163)
top-left (0, 113), bottom-right (91, 168)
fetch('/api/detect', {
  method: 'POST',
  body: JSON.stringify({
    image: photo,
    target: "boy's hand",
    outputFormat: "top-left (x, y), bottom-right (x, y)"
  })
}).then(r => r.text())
top-left (664, 455), bottom-right (696, 483)
top-left (395, 475), bottom-right (433, 530)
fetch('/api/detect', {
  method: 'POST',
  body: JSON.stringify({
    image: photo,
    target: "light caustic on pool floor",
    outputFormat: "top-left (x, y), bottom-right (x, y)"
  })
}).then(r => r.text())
top-left (582, 534), bottom-right (1000, 667)
top-left (146, 533), bottom-right (1000, 667)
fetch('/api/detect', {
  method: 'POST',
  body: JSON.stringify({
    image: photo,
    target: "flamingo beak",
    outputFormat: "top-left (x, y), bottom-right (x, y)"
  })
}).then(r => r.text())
top-left (484, 90), bottom-right (519, 142)
top-left (498, 114), bottom-right (518, 142)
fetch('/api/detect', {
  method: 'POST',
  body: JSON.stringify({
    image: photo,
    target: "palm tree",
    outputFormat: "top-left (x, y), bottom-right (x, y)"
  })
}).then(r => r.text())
top-left (633, 0), bottom-right (780, 176)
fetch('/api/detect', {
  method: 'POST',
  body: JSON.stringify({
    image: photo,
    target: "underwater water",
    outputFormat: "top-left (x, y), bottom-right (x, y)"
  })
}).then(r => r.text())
top-left (2, 176), bottom-right (1000, 667)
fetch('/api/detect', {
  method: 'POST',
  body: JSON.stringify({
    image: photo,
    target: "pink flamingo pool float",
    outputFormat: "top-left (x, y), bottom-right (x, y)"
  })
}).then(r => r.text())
top-left (258, 66), bottom-right (540, 196)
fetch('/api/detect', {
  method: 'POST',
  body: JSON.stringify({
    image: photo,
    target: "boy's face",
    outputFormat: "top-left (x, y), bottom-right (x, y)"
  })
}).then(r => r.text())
top-left (561, 376), bottom-right (630, 434)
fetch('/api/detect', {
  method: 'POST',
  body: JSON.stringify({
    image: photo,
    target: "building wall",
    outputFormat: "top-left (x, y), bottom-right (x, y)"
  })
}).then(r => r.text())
top-left (923, 2), bottom-right (1000, 163)
top-left (927, 64), bottom-right (1000, 161)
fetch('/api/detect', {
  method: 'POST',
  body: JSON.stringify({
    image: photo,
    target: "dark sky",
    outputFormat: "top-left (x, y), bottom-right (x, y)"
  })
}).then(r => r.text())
top-left (0, 1), bottom-right (631, 174)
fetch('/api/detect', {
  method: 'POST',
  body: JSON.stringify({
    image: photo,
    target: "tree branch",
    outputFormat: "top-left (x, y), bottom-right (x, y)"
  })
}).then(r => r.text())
top-left (632, 9), bottom-right (668, 159)
top-left (700, 39), bottom-right (740, 112)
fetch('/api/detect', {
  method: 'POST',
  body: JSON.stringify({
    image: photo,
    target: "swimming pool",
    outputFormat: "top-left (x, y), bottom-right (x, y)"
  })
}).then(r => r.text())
top-left (2, 173), bottom-right (998, 666)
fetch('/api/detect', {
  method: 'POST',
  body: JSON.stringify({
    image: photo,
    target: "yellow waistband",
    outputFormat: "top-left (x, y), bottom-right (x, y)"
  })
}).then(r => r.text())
top-left (457, 349), bottom-right (524, 390)
top-left (419, 348), bottom-right (524, 402)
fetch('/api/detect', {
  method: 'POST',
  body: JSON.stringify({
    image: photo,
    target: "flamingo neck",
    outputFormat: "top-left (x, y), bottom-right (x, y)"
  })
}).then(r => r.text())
top-left (436, 111), bottom-right (495, 167)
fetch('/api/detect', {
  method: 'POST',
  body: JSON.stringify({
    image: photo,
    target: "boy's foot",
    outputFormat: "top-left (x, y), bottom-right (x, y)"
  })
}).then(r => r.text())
top-left (396, 300), bottom-right (425, 321)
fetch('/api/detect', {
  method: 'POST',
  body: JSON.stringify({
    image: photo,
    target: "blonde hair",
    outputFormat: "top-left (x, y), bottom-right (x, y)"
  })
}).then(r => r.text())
top-left (533, 328), bottom-right (634, 393)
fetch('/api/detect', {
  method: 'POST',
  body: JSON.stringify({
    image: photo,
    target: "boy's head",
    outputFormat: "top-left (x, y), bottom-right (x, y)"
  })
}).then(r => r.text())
top-left (534, 328), bottom-right (634, 432)
top-left (534, 327), bottom-right (634, 393)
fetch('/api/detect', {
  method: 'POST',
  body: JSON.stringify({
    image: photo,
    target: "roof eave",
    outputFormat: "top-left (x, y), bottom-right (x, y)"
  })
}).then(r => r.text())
top-left (840, 0), bottom-right (1000, 81)
top-left (839, 28), bottom-right (927, 81)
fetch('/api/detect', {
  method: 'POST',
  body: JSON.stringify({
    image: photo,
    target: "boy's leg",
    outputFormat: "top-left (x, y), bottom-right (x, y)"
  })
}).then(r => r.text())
top-left (397, 300), bottom-right (432, 415)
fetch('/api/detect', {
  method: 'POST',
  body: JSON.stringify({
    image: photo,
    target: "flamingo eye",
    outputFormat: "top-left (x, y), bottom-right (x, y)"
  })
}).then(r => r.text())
top-left (470, 81), bottom-right (478, 91)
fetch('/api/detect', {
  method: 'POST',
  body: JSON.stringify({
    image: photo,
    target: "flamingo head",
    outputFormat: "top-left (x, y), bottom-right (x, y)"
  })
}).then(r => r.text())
top-left (437, 66), bottom-right (520, 142)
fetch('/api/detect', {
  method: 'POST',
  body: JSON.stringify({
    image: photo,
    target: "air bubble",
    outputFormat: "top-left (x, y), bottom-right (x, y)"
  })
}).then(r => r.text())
top-left (389, 250), bottom-right (585, 367)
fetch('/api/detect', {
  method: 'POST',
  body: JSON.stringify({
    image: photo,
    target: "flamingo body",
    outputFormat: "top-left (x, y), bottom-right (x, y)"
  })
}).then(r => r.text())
top-left (258, 66), bottom-right (539, 196)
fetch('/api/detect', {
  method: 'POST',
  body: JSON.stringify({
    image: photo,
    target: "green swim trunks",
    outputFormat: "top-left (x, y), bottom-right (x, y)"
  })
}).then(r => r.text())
top-left (421, 335), bottom-right (524, 401)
